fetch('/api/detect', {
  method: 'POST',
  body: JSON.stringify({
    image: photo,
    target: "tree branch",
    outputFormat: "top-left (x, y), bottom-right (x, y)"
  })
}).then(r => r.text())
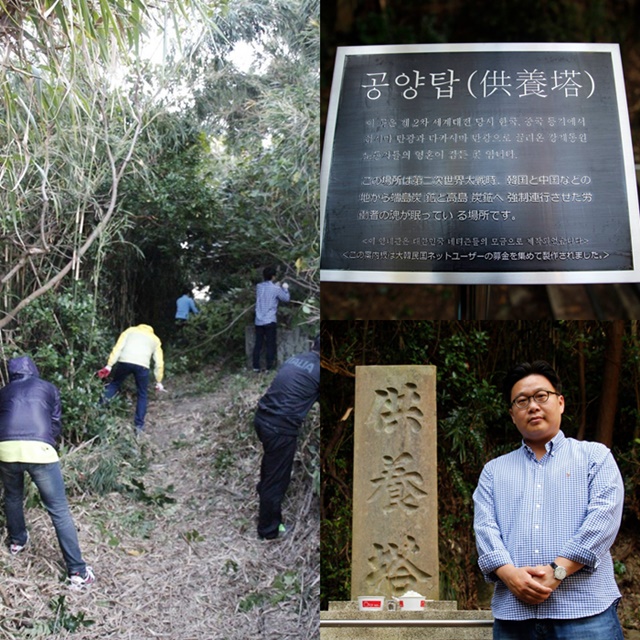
top-left (0, 116), bottom-right (143, 329)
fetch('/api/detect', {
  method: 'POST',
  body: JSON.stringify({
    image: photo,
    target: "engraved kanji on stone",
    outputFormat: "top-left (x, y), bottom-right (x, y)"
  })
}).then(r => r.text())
top-left (364, 535), bottom-right (434, 595)
top-left (368, 452), bottom-right (428, 513)
top-left (365, 382), bottom-right (424, 433)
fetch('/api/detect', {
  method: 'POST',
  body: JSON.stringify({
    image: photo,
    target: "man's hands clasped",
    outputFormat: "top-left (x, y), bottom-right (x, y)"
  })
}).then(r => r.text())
top-left (495, 564), bottom-right (559, 604)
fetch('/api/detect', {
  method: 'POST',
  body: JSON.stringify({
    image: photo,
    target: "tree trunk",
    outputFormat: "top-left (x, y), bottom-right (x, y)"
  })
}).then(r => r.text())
top-left (595, 320), bottom-right (624, 447)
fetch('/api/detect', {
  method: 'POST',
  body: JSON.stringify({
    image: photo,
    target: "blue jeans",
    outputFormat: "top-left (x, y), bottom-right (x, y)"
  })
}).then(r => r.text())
top-left (0, 461), bottom-right (87, 576)
top-left (103, 362), bottom-right (150, 430)
top-left (253, 323), bottom-right (277, 370)
top-left (493, 600), bottom-right (623, 640)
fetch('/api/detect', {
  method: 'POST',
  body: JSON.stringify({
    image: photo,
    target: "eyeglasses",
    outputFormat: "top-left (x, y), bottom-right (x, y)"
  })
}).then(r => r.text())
top-left (510, 390), bottom-right (561, 410)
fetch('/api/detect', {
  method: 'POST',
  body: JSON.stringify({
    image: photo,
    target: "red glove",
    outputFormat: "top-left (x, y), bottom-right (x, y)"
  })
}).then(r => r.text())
top-left (97, 366), bottom-right (112, 379)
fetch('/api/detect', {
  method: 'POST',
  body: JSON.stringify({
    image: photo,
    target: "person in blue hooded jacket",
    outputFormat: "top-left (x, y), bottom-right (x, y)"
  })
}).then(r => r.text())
top-left (0, 356), bottom-right (95, 588)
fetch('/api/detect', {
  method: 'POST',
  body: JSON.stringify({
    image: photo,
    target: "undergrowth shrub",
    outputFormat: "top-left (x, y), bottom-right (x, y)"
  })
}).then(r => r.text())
top-left (61, 420), bottom-right (149, 496)
top-left (164, 290), bottom-right (253, 372)
top-left (0, 284), bottom-right (116, 445)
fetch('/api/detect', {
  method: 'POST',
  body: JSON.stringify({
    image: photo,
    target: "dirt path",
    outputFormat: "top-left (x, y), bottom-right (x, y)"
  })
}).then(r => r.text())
top-left (0, 368), bottom-right (320, 639)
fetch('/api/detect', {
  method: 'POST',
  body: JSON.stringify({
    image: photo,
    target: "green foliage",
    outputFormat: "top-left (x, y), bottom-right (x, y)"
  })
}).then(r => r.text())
top-left (0, 0), bottom-right (228, 333)
top-left (23, 478), bottom-right (42, 510)
top-left (96, 521), bottom-right (122, 548)
top-left (119, 508), bottom-right (157, 539)
top-left (320, 500), bottom-right (352, 605)
top-left (97, 0), bottom-right (321, 335)
top-left (3, 0), bottom-right (319, 345)
top-left (48, 596), bottom-right (95, 633)
top-left (24, 596), bottom-right (95, 635)
top-left (182, 529), bottom-right (205, 543)
top-left (2, 284), bottom-right (112, 374)
top-left (617, 438), bottom-right (640, 522)
top-left (0, 284), bottom-right (118, 444)
top-left (166, 292), bottom-right (255, 370)
top-left (62, 420), bottom-right (150, 496)
top-left (127, 479), bottom-right (177, 506)
top-left (271, 571), bottom-right (301, 602)
top-left (172, 436), bottom-right (192, 450)
top-left (224, 559), bottom-right (239, 575)
top-left (237, 592), bottom-right (266, 613)
top-left (238, 570), bottom-right (301, 612)
top-left (212, 447), bottom-right (236, 475)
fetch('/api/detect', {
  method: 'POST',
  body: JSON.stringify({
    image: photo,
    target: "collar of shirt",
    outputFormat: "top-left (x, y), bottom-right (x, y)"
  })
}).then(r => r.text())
top-left (521, 429), bottom-right (566, 460)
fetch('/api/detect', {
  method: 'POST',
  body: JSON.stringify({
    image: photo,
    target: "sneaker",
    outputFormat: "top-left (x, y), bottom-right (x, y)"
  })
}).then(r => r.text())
top-left (69, 566), bottom-right (95, 589)
top-left (259, 523), bottom-right (288, 541)
top-left (9, 533), bottom-right (29, 555)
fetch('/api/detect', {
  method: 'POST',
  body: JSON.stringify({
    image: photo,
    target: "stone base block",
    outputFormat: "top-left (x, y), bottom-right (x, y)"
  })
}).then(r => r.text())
top-left (244, 325), bottom-right (311, 369)
top-left (321, 601), bottom-right (493, 640)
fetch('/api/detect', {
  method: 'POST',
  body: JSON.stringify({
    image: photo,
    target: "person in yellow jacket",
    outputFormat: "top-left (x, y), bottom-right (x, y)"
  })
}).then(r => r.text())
top-left (98, 324), bottom-right (165, 432)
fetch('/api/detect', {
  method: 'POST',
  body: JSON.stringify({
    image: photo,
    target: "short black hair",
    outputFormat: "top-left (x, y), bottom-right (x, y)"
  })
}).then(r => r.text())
top-left (502, 360), bottom-right (562, 404)
top-left (263, 266), bottom-right (276, 281)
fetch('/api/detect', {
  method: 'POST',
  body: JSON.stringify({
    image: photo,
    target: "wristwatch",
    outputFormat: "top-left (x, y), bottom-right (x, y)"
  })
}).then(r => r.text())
top-left (550, 562), bottom-right (567, 581)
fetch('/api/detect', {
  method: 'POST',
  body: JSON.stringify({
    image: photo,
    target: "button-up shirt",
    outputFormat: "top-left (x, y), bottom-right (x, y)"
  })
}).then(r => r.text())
top-left (255, 281), bottom-right (290, 326)
top-left (473, 430), bottom-right (623, 620)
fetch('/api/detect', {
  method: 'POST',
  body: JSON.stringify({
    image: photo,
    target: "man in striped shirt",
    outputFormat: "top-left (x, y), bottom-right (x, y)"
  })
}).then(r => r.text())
top-left (252, 266), bottom-right (290, 372)
top-left (473, 360), bottom-right (624, 640)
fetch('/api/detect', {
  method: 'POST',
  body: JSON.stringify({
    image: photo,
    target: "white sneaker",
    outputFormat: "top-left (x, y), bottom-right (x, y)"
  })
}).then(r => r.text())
top-left (69, 566), bottom-right (95, 589)
top-left (9, 532), bottom-right (29, 555)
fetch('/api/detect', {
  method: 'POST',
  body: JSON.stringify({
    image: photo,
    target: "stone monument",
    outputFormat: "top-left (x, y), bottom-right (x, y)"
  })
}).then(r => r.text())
top-left (351, 365), bottom-right (439, 600)
top-left (321, 363), bottom-right (492, 638)
top-left (244, 325), bottom-right (310, 369)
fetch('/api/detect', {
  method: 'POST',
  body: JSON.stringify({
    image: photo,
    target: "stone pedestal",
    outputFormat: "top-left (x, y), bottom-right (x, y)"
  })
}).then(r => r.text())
top-left (351, 365), bottom-right (438, 601)
top-left (320, 600), bottom-right (493, 640)
top-left (244, 325), bottom-right (311, 369)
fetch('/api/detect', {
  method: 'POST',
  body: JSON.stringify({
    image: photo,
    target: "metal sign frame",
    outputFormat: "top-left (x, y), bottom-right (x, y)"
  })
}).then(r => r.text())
top-left (320, 43), bottom-right (640, 285)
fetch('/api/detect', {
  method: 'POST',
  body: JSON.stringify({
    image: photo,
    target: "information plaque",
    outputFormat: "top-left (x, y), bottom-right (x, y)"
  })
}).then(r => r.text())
top-left (320, 43), bottom-right (640, 284)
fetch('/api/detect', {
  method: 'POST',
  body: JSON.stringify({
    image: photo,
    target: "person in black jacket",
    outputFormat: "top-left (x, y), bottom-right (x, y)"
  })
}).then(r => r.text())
top-left (0, 356), bottom-right (95, 588)
top-left (254, 335), bottom-right (320, 540)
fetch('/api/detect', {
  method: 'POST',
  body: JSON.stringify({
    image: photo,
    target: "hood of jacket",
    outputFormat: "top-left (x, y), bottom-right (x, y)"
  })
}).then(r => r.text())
top-left (8, 356), bottom-right (40, 381)
top-left (136, 324), bottom-right (155, 334)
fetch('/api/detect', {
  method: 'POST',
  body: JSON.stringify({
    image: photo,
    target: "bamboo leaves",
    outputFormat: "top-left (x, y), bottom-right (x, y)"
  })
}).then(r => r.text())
top-left (0, 1), bottom-right (199, 328)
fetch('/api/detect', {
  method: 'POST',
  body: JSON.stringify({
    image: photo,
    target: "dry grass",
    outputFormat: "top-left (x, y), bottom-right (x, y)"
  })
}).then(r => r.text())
top-left (0, 367), bottom-right (319, 639)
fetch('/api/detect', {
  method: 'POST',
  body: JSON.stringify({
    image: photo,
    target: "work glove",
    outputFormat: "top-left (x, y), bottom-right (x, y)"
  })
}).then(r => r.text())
top-left (155, 382), bottom-right (166, 393)
top-left (281, 282), bottom-right (289, 290)
top-left (97, 366), bottom-right (112, 379)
